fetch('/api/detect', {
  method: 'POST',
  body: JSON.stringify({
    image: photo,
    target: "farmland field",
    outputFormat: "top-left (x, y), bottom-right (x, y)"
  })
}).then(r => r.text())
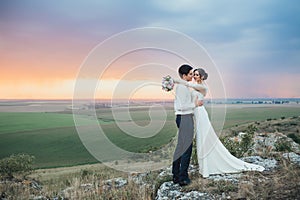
top-left (0, 104), bottom-right (299, 168)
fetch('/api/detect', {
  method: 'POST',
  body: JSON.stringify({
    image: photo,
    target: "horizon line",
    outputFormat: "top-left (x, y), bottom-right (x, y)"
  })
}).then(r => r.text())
top-left (0, 97), bottom-right (299, 101)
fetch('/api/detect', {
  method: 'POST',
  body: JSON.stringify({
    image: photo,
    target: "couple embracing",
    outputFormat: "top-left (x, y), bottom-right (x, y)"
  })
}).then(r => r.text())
top-left (172, 64), bottom-right (264, 186)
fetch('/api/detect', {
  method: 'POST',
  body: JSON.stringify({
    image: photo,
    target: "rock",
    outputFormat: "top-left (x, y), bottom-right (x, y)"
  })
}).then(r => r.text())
top-left (129, 172), bottom-right (149, 185)
top-left (61, 186), bottom-right (74, 194)
top-left (20, 179), bottom-right (42, 190)
top-left (188, 164), bottom-right (198, 174)
top-left (207, 173), bottom-right (241, 184)
top-left (238, 132), bottom-right (246, 139)
top-left (254, 132), bottom-right (300, 154)
top-left (104, 177), bottom-right (127, 188)
top-left (80, 183), bottom-right (93, 187)
top-left (155, 181), bottom-right (211, 200)
top-left (129, 172), bottom-right (160, 188)
top-left (53, 197), bottom-right (65, 200)
top-left (80, 183), bottom-right (93, 191)
top-left (241, 156), bottom-right (277, 171)
top-left (158, 167), bottom-right (172, 178)
top-left (31, 196), bottom-right (46, 200)
top-left (156, 182), bottom-right (182, 200)
top-left (180, 191), bottom-right (211, 200)
top-left (283, 152), bottom-right (300, 166)
top-left (1, 192), bottom-right (6, 200)
top-left (30, 180), bottom-right (43, 190)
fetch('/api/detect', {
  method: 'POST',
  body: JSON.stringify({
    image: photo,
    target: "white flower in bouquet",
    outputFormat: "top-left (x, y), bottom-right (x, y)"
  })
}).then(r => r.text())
top-left (162, 75), bottom-right (174, 92)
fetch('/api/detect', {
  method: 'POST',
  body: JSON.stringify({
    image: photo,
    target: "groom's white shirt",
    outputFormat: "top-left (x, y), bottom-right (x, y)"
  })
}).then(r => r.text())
top-left (174, 84), bottom-right (195, 115)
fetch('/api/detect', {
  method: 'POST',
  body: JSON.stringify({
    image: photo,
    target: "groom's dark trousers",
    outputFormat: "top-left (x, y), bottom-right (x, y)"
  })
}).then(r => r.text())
top-left (172, 114), bottom-right (194, 182)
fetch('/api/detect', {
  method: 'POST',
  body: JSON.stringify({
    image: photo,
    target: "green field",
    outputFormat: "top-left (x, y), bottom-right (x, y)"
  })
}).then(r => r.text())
top-left (0, 105), bottom-right (299, 168)
top-left (217, 106), bottom-right (300, 128)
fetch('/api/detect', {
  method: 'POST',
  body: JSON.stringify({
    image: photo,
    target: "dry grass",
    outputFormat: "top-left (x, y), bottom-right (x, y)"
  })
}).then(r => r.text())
top-left (1, 163), bottom-right (157, 199)
top-left (1, 155), bottom-right (299, 199)
top-left (181, 155), bottom-right (300, 199)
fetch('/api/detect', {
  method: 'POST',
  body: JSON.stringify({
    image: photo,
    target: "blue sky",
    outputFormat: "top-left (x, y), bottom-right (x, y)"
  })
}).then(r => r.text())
top-left (1, 0), bottom-right (299, 98)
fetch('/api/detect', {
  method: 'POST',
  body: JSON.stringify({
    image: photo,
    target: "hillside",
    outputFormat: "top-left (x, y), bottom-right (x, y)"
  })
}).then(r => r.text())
top-left (222, 116), bottom-right (300, 145)
top-left (1, 116), bottom-right (299, 199)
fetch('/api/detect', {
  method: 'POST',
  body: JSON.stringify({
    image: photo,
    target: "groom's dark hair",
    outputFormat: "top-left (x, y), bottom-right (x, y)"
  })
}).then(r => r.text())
top-left (178, 64), bottom-right (193, 78)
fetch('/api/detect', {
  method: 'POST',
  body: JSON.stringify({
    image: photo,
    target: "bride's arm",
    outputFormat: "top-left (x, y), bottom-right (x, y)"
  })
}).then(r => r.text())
top-left (188, 82), bottom-right (207, 96)
top-left (173, 78), bottom-right (207, 96)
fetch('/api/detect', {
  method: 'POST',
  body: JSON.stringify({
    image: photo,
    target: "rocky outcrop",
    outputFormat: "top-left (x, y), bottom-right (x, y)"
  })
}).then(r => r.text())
top-left (253, 132), bottom-right (300, 154)
top-left (156, 181), bottom-right (211, 200)
top-left (155, 130), bottom-right (300, 199)
top-left (2, 127), bottom-right (299, 199)
top-left (283, 152), bottom-right (300, 166)
top-left (241, 156), bottom-right (278, 171)
top-left (104, 177), bottom-right (127, 188)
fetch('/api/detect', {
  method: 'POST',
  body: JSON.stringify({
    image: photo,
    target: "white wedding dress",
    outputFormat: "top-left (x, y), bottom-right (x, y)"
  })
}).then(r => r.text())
top-left (192, 85), bottom-right (265, 178)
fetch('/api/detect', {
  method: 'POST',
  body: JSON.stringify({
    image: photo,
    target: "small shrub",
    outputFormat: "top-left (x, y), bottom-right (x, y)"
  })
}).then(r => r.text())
top-left (191, 139), bottom-right (198, 165)
top-left (274, 138), bottom-right (292, 152)
top-left (232, 130), bottom-right (238, 137)
top-left (220, 125), bottom-right (256, 158)
top-left (0, 154), bottom-right (35, 179)
top-left (220, 136), bottom-right (241, 157)
top-left (246, 124), bottom-right (257, 135)
top-left (240, 132), bottom-right (254, 155)
top-left (64, 179), bottom-right (71, 187)
top-left (288, 133), bottom-right (300, 144)
top-left (80, 169), bottom-right (92, 179)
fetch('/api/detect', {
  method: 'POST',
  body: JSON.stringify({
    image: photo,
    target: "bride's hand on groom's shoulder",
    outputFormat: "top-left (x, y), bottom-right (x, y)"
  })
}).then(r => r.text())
top-left (173, 78), bottom-right (189, 86)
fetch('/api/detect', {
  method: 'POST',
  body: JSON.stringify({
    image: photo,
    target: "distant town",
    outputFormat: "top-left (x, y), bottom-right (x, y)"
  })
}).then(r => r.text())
top-left (205, 98), bottom-right (299, 105)
top-left (0, 98), bottom-right (299, 111)
top-left (87, 98), bottom-right (300, 109)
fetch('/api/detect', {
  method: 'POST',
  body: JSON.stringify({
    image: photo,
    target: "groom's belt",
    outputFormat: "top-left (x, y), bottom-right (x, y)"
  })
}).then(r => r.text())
top-left (176, 113), bottom-right (193, 116)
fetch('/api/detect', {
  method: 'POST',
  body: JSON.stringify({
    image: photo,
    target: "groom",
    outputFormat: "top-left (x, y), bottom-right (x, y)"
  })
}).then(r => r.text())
top-left (172, 64), bottom-right (202, 186)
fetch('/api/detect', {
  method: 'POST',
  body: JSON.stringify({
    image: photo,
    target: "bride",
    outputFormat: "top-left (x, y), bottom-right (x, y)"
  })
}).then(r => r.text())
top-left (175, 68), bottom-right (265, 178)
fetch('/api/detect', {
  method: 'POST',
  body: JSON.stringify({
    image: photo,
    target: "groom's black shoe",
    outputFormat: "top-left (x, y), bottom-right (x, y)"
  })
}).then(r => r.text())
top-left (172, 177), bottom-right (180, 184)
top-left (179, 178), bottom-right (191, 186)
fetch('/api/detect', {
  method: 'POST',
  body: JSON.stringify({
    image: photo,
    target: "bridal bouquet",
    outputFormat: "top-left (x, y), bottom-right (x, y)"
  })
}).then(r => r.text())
top-left (162, 75), bottom-right (174, 92)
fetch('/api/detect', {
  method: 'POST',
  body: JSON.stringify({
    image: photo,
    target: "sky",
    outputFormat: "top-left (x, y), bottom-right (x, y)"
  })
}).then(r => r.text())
top-left (1, 0), bottom-right (299, 99)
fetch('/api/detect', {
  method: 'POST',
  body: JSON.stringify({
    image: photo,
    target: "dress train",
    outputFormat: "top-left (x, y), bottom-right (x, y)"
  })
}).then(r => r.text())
top-left (195, 106), bottom-right (265, 178)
